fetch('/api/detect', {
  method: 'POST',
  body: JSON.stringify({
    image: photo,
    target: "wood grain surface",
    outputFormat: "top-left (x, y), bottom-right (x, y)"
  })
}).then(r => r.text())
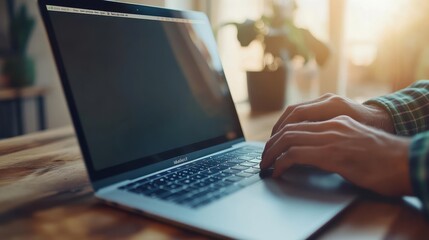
top-left (1, 105), bottom-right (429, 239)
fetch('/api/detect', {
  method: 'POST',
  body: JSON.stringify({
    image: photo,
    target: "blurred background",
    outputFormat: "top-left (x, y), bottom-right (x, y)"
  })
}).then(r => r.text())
top-left (1, 0), bottom-right (429, 138)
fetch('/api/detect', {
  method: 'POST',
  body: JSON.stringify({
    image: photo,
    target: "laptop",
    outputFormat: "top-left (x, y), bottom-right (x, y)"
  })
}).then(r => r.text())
top-left (38, 0), bottom-right (357, 239)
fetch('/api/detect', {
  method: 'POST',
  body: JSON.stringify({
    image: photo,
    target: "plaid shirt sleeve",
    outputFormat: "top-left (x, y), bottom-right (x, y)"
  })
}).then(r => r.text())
top-left (364, 80), bottom-right (429, 136)
top-left (364, 80), bottom-right (429, 216)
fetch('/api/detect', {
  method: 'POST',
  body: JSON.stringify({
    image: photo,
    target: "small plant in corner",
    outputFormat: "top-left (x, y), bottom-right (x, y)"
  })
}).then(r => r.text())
top-left (3, 1), bottom-right (36, 88)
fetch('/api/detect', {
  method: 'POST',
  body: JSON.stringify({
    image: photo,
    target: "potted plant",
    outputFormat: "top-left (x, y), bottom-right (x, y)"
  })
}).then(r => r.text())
top-left (221, 0), bottom-right (330, 111)
top-left (3, 2), bottom-right (36, 88)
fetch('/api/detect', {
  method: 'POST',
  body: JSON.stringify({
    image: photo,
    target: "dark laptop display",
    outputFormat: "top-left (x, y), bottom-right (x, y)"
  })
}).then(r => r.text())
top-left (45, 3), bottom-right (243, 177)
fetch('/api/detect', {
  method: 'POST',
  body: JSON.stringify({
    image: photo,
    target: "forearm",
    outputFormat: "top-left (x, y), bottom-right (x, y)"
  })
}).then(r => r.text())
top-left (365, 80), bottom-right (429, 136)
top-left (365, 81), bottom-right (429, 215)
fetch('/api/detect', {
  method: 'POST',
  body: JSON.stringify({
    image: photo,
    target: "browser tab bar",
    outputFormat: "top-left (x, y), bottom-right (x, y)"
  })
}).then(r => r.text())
top-left (46, 5), bottom-right (204, 24)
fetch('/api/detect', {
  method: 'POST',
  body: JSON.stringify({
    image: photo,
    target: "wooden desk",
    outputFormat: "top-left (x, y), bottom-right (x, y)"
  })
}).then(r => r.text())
top-left (1, 104), bottom-right (429, 239)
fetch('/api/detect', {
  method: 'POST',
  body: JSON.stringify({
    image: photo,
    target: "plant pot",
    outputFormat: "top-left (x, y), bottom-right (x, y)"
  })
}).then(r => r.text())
top-left (247, 66), bottom-right (287, 112)
top-left (3, 55), bottom-right (36, 88)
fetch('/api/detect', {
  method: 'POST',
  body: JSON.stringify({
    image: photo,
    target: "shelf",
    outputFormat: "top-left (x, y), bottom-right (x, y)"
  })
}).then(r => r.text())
top-left (0, 86), bottom-right (48, 101)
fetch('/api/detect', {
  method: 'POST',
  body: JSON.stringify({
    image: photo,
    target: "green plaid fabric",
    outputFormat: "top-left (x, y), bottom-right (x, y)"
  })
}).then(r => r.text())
top-left (365, 80), bottom-right (429, 215)
top-left (365, 80), bottom-right (429, 136)
top-left (409, 132), bottom-right (429, 215)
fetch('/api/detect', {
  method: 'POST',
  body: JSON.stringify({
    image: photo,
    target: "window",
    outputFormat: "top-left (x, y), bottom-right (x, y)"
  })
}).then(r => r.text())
top-left (344, 0), bottom-right (406, 101)
top-left (214, 0), bottom-right (418, 104)
top-left (214, 0), bottom-right (264, 103)
top-left (215, 0), bottom-right (329, 104)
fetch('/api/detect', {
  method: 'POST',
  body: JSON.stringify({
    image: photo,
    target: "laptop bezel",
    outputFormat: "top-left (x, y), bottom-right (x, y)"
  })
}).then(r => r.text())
top-left (38, 0), bottom-right (245, 187)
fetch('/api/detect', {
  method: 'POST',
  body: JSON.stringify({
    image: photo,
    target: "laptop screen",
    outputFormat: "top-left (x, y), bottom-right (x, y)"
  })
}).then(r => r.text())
top-left (44, 3), bottom-right (243, 176)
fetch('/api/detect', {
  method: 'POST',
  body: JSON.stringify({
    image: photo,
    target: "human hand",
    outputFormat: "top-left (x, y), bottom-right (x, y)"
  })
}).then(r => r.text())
top-left (261, 115), bottom-right (412, 196)
top-left (270, 94), bottom-right (395, 137)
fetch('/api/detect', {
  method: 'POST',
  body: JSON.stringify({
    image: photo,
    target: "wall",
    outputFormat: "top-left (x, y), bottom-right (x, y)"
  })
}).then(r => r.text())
top-left (16, 0), bottom-right (70, 132)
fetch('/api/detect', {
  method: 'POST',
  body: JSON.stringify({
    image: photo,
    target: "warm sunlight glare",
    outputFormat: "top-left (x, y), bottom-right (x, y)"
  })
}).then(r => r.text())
top-left (345, 0), bottom-right (405, 66)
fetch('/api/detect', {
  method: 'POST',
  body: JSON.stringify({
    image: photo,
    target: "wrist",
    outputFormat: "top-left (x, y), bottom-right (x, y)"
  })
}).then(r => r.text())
top-left (364, 103), bottom-right (395, 134)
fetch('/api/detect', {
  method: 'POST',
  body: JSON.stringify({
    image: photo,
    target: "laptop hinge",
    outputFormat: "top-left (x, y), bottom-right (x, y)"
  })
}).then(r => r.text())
top-left (92, 138), bottom-right (246, 190)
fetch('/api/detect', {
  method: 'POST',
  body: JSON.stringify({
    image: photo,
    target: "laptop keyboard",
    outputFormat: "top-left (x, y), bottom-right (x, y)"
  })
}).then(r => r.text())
top-left (118, 146), bottom-right (262, 209)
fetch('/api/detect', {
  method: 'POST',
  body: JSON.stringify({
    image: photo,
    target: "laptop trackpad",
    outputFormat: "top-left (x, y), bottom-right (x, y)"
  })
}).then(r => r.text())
top-left (263, 165), bottom-right (357, 201)
top-left (199, 165), bottom-right (357, 239)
